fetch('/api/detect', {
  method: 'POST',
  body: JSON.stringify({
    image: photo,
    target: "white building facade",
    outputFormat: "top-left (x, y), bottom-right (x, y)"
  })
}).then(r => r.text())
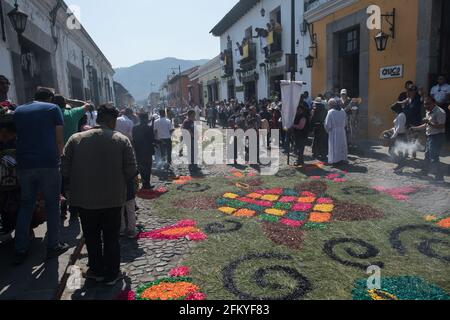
top-left (211, 0), bottom-right (312, 103)
top-left (0, 0), bottom-right (114, 105)
top-left (196, 55), bottom-right (222, 107)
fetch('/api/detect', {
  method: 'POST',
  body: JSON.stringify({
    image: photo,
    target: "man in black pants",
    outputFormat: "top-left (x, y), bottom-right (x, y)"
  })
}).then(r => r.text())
top-left (133, 112), bottom-right (155, 189)
top-left (62, 104), bottom-right (138, 285)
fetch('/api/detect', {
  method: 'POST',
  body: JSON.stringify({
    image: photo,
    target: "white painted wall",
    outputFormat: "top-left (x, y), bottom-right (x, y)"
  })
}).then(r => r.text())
top-left (217, 0), bottom-right (312, 101)
top-left (2, 0), bottom-right (114, 104)
top-left (198, 56), bottom-right (222, 106)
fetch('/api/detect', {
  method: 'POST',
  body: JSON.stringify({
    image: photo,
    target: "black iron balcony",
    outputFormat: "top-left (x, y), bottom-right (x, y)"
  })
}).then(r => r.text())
top-left (239, 42), bottom-right (257, 72)
top-left (267, 31), bottom-right (283, 62)
top-left (222, 49), bottom-right (234, 77)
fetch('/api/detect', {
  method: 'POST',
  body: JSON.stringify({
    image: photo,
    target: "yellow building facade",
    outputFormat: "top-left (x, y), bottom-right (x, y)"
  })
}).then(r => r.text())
top-left (304, 0), bottom-right (449, 138)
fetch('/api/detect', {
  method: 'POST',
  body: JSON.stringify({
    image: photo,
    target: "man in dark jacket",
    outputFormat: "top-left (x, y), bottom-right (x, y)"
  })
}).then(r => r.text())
top-left (62, 104), bottom-right (138, 286)
top-left (132, 112), bottom-right (155, 190)
top-left (404, 86), bottom-right (423, 128)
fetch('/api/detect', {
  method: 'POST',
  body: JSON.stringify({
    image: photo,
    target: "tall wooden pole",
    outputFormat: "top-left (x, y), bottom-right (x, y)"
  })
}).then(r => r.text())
top-left (290, 0), bottom-right (296, 81)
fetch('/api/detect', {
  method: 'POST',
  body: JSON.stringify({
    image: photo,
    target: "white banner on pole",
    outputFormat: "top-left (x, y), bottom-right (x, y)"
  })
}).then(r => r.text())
top-left (280, 80), bottom-right (303, 130)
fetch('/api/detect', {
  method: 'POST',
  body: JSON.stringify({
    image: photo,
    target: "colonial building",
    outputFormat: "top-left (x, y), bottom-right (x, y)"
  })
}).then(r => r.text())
top-left (304, 0), bottom-right (450, 138)
top-left (188, 68), bottom-right (202, 107)
top-left (211, 0), bottom-right (311, 102)
top-left (159, 80), bottom-right (169, 106)
top-left (194, 55), bottom-right (222, 107)
top-left (0, 0), bottom-right (114, 105)
top-left (114, 81), bottom-right (135, 108)
top-left (167, 66), bottom-right (199, 108)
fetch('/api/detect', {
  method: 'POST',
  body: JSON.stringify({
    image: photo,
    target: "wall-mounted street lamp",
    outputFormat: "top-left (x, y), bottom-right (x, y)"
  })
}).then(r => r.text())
top-left (260, 8), bottom-right (266, 17)
top-left (8, 0), bottom-right (28, 35)
top-left (300, 18), bottom-right (318, 69)
top-left (305, 54), bottom-right (315, 69)
top-left (374, 8), bottom-right (396, 52)
top-left (374, 32), bottom-right (390, 52)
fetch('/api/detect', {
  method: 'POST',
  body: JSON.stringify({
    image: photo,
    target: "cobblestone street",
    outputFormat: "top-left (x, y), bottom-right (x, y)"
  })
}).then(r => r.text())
top-left (56, 132), bottom-right (450, 300)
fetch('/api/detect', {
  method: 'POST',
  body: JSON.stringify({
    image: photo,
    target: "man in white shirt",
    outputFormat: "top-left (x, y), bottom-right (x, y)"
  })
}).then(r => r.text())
top-left (430, 75), bottom-right (450, 107)
top-left (194, 105), bottom-right (201, 121)
top-left (86, 104), bottom-right (97, 128)
top-left (153, 109), bottom-right (174, 167)
top-left (389, 104), bottom-right (407, 172)
top-left (115, 108), bottom-right (134, 141)
top-left (411, 96), bottom-right (447, 182)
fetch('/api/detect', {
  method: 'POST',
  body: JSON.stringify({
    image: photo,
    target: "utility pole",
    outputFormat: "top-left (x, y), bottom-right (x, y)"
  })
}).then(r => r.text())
top-left (170, 65), bottom-right (182, 110)
top-left (178, 66), bottom-right (182, 109)
top-left (290, 0), bottom-right (296, 81)
top-left (287, 0), bottom-right (296, 165)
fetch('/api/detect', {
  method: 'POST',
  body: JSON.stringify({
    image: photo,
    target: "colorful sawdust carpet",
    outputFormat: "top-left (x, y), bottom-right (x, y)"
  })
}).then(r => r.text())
top-left (372, 186), bottom-right (421, 201)
top-left (424, 215), bottom-right (450, 229)
top-left (352, 276), bottom-right (450, 300)
top-left (116, 267), bottom-right (206, 301)
top-left (226, 168), bottom-right (259, 179)
top-left (216, 188), bottom-right (336, 230)
top-left (172, 176), bottom-right (194, 185)
top-left (137, 187), bottom-right (168, 200)
top-left (216, 187), bottom-right (384, 233)
top-left (137, 220), bottom-right (207, 241)
top-left (298, 162), bottom-right (347, 183)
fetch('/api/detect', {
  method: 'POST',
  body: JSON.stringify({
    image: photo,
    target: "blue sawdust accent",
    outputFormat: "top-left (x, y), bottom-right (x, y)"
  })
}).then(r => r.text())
top-left (352, 276), bottom-right (450, 300)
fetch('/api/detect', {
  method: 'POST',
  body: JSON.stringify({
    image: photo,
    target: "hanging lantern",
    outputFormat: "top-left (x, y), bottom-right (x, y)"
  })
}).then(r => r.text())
top-left (8, 1), bottom-right (28, 35)
top-left (305, 55), bottom-right (315, 69)
top-left (374, 31), bottom-right (390, 52)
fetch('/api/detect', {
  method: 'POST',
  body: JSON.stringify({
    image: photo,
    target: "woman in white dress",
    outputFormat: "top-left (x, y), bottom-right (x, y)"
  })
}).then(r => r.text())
top-left (325, 98), bottom-right (348, 165)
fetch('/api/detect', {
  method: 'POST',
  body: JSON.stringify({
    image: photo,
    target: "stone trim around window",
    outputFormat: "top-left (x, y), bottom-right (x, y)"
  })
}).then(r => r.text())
top-left (304, 0), bottom-right (359, 23)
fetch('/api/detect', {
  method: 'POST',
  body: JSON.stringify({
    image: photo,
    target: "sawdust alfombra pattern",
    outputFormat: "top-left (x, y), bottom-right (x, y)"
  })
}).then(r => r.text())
top-left (137, 220), bottom-right (207, 241)
top-left (352, 276), bottom-right (450, 300)
top-left (117, 267), bottom-right (206, 301)
top-left (216, 188), bottom-right (334, 229)
top-left (216, 187), bottom-right (384, 231)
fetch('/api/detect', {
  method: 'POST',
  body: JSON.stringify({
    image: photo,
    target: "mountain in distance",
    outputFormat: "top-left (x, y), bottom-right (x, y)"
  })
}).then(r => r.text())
top-left (114, 57), bottom-right (210, 104)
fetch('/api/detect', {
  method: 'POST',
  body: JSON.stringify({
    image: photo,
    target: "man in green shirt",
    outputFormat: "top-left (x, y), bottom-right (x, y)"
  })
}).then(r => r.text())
top-left (53, 95), bottom-right (90, 143)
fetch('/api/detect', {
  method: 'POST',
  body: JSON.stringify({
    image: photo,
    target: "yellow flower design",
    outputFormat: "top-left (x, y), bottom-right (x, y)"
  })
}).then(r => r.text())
top-left (223, 193), bottom-right (239, 199)
top-left (218, 207), bottom-right (237, 215)
top-left (261, 195), bottom-right (280, 202)
top-left (265, 208), bottom-right (287, 216)
top-left (313, 204), bottom-right (335, 213)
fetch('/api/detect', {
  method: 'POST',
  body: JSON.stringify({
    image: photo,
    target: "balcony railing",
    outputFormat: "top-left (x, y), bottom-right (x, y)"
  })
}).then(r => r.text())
top-left (222, 49), bottom-right (234, 77)
top-left (239, 42), bottom-right (257, 72)
top-left (267, 30), bottom-right (283, 62)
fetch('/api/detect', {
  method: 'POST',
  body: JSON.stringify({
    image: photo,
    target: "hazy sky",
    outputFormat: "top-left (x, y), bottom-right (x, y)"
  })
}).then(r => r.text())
top-left (67, 0), bottom-right (239, 68)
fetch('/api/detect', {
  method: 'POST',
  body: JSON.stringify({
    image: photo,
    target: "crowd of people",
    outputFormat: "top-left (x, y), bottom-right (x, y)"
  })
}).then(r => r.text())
top-left (0, 78), bottom-right (150, 285)
top-left (201, 89), bottom-right (359, 166)
top-left (386, 76), bottom-right (449, 180)
top-left (0, 72), bottom-right (448, 286)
